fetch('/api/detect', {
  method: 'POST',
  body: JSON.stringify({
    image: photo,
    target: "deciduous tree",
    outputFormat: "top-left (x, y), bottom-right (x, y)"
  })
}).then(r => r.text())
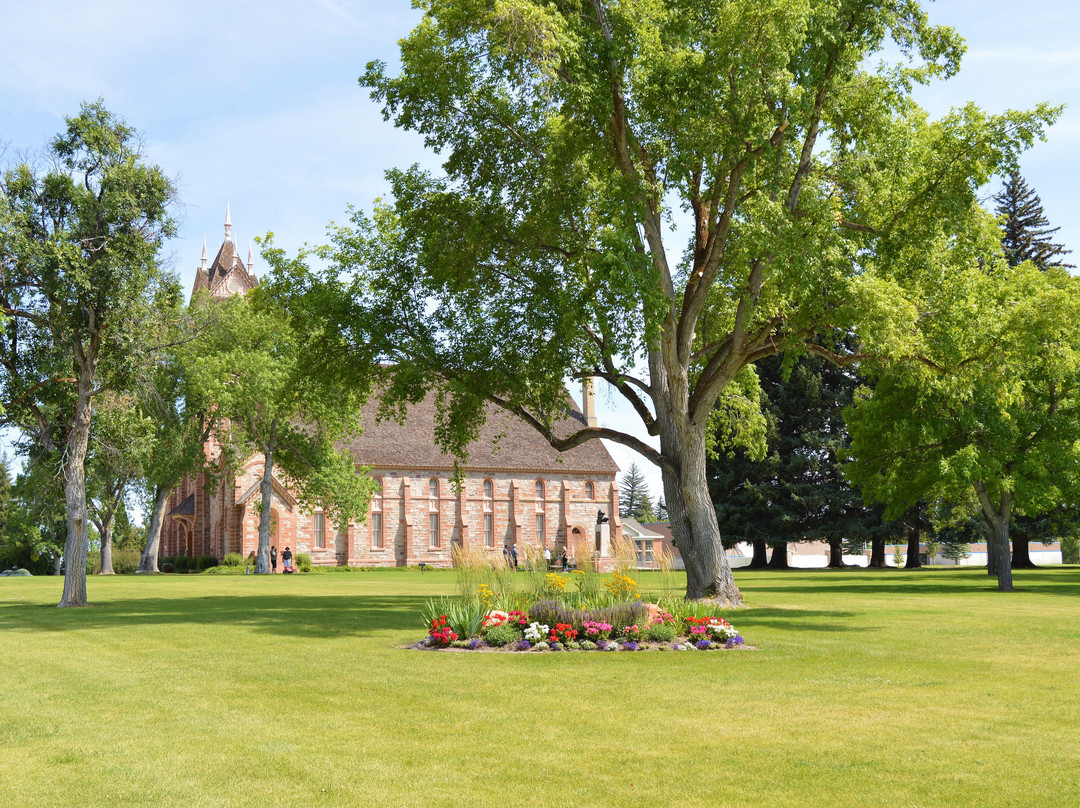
top-left (0, 102), bottom-right (176, 605)
top-left (845, 263), bottom-right (1080, 591)
top-left (186, 280), bottom-right (374, 574)
top-left (286, 0), bottom-right (1056, 602)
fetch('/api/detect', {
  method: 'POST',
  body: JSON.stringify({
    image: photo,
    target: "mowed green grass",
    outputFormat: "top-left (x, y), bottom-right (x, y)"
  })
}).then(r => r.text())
top-left (2, 567), bottom-right (1078, 808)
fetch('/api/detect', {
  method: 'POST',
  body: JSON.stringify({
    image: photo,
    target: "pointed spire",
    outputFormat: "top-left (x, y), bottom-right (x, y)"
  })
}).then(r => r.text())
top-left (200, 236), bottom-right (207, 269)
top-left (224, 202), bottom-right (232, 242)
top-left (247, 240), bottom-right (254, 271)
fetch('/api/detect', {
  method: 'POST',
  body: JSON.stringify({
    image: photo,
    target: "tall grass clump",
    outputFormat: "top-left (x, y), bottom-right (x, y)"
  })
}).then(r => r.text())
top-left (452, 544), bottom-right (516, 605)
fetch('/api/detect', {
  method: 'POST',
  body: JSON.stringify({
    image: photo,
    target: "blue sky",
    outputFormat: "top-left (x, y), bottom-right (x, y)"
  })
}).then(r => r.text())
top-left (4, 0), bottom-right (1078, 504)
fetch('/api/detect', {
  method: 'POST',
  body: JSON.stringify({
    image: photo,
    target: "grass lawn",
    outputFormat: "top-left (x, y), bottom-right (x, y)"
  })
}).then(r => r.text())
top-left (2, 566), bottom-right (1079, 807)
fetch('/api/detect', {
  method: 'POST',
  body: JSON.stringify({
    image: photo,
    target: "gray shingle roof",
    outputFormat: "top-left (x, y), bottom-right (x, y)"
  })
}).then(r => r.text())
top-left (345, 393), bottom-right (619, 475)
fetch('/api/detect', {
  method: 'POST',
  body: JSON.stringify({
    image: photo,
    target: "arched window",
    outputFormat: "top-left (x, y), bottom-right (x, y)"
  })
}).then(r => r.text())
top-left (535, 481), bottom-right (544, 512)
top-left (585, 481), bottom-right (595, 499)
top-left (483, 479), bottom-right (495, 546)
top-left (483, 479), bottom-right (493, 499)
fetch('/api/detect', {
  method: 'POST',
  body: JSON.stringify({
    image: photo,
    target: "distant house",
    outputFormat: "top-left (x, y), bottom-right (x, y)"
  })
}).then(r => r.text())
top-left (161, 213), bottom-right (624, 568)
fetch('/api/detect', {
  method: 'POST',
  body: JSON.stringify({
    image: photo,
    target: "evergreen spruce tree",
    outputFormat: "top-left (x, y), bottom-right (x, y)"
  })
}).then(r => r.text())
top-left (994, 172), bottom-right (1073, 270)
top-left (709, 347), bottom-right (886, 569)
top-left (994, 172), bottom-right (1073, 568)
top-left (618, 463), bottom-right (654, 522)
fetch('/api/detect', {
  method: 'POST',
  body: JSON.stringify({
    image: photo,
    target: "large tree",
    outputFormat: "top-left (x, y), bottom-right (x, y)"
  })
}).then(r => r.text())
top-left (845, 262), bottom-right (1080, 591)
top-left (282, 0), bottom-right (1056, 602)
top-left (709, 350), bottom-right (888, 569)
top-left (0, 102), bottom-right (177, 606)
top-left (185, 283), bottom-right (374, 574)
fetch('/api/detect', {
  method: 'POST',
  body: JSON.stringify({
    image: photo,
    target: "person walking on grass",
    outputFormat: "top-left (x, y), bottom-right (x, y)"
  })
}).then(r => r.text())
top-left (282, 546), bottom-right (293, 573)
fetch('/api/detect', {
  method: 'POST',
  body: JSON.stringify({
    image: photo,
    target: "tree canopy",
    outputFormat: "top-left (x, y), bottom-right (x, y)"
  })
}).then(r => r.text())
top-left (845, 262), bottom-right (1080, 591)
top-left (267, 0), bottom-right (1058, 601)
top-left (186, 280), bottom-right (375, 574)
top-left (0, 101), bottom-right (177, 605)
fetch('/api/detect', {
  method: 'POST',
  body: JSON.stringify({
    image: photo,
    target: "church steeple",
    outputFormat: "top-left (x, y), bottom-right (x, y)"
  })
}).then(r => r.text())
top-left (192, 204), bottom-right (258, 300)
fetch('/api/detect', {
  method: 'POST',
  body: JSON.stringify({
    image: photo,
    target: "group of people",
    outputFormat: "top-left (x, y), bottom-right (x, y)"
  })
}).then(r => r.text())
top-left (500, 545), bottom-right (570, 572)
top-left (269, 546), bottom-right (293, 573)
top-left (542, 547), bottom-right (570, 572)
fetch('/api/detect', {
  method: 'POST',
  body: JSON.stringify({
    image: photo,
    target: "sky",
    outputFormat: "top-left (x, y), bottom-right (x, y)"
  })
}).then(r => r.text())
top-left (3, 0), bottom-right (1079, 507)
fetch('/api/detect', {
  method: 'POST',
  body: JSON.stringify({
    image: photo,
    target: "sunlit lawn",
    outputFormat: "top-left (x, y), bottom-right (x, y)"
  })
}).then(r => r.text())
top-left (2, 566), bottom-right (1078, 807)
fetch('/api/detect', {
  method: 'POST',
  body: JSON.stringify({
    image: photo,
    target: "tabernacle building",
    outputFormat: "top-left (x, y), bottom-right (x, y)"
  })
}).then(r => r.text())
top-left (161, 212), bottom-right (623, 567)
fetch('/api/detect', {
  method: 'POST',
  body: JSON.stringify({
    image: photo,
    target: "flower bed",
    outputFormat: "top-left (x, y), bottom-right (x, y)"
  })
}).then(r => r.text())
top-left (418, 599), bottom-right (749, 652)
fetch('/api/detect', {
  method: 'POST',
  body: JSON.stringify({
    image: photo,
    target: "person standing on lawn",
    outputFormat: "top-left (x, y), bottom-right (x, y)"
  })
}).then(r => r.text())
top-left (282, 546), bottom-right (293, 573)
top-left (270, 546), bottom-right (278, 573)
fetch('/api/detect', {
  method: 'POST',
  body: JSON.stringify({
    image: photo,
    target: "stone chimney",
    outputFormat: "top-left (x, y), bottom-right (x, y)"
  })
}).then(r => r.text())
top-left (582, 378), bottom-right (597, 427)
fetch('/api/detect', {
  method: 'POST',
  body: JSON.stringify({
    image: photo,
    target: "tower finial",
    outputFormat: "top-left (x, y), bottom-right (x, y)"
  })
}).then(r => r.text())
top-left (224, 202), bottom-right (232, 242)
top-left (201, 236), bottom-right (207, 269)
top-left (247, 240), bottom-right (254, 271)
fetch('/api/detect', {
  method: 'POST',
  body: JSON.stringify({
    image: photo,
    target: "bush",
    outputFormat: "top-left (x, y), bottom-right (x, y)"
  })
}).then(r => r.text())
top-left (196, 554), bottom-right (218, 571)
top-left (222, 552), bottom-right (244, 568)
top-left (173, 556), bottom-right (190, 573)
top-left (647, 623), bottom-right (677, 643)
top-left (159, 557), bottom-right (175, 573)
top-left (295, 553), bottom-right (312, 573)
top-left (485, 622), bottom-right (523, 647)
top-left (111, 548), bottom-right (141, 575)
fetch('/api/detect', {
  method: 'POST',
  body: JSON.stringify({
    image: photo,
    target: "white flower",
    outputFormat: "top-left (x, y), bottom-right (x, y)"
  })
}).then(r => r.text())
top-left (524, 622), bottom-right (549, 642)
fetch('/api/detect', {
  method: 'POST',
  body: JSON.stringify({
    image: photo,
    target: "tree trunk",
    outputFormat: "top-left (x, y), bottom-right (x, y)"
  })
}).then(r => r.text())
top-left (97, 514), bottom-right (115, 575)
top-left (59, 371), bottom-right (94, 608)
top-left (138, 484), bottom-right (173, 573)
top-left (1011, 536), bottom-right (1037, 569)
top-left (255, 434), bottom-right (276, 574)
top-left (748, 538), bottom-right (769, 569)
top-left (827, 538), bottom-right (845, 568)
top-left (659, 434), bottom-right (741, 605)
top-left (904, 522), bottom-right (922, 569)
top-left (768, 542), bottom-right (790, 569)
top-left (868, 536), bottom-right (887, 568)
top-left (974, 481), bottom-right (1014, 592)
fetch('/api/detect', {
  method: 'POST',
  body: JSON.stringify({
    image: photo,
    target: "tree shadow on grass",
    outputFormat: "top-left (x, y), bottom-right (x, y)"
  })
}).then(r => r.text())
top-left (739, 568), bottom-right (1080, 598)
top-left (736, 607), bottom-right (870, 634)
top-left (0, 594), bottom-right (429, 638)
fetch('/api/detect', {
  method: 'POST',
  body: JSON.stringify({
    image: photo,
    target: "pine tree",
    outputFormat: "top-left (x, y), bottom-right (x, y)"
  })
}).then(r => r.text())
top-left (994, 172), bottom-right (1073, 270)
top-left (708, 346), bottom-right (888, 568)
top-left (618, 463), bottom-right (654, 521)
top-left (993, 172), bottom-right (1072, 568)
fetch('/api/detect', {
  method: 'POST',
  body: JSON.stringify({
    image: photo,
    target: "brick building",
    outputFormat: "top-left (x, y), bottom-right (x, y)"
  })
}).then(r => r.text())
top-left (161, 213), bottom-right (623, 567)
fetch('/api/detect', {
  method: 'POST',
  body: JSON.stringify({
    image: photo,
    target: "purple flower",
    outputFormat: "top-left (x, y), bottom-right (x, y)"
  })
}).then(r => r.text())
top-left (696, 639), bottom-right (712, 650)
top-left (724, 636), bottom-right (745, 649)
top-left (513, 639), bottom-right (531, 651)
top-left (469, 638), bottom-right (488, 650)
top-left (621, 641), bottom-right (639, 651)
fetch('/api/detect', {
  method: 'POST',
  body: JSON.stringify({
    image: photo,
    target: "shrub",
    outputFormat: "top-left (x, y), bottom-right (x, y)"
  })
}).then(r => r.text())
top-left (579, 640), bottom-right (598, 651)
top-left (647, 623), bottom-right (677, 643)
top-left (295, 553), bottom-right (312, 572)
top-left (222, 552), bottom-right (244, 568)
top-left (196, 554), bottom-right (218, 571)
top-left (173, 556), bottom-right (190, 572)
top-left (485, 622), bottom-right (523, 647)
top-left (159, 558), bottom-right (175, 573)
top-left (111, 548), bottom-right (141, 574)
